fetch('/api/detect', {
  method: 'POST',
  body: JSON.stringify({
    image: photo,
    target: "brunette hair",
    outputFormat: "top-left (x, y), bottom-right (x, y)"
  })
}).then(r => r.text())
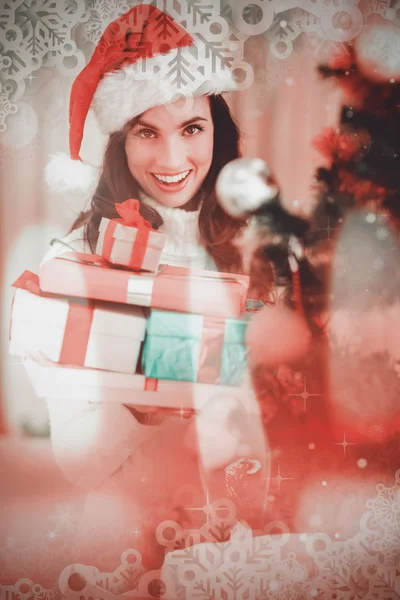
top-left (71, 94), bottom-right (274, 302)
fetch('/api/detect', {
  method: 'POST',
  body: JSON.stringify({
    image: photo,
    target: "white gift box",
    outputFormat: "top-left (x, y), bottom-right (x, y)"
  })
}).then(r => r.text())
top-left (23, 357), bottom-right (261, 412)
top-left (96, 217), bottom-right (166, 272)
top-left (10, 272), bottom-right (146, 374)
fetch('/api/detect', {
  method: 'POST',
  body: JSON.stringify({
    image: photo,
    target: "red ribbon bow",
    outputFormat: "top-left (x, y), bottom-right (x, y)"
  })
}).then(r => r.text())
top-left (115, 199), bottom-right (153, 230)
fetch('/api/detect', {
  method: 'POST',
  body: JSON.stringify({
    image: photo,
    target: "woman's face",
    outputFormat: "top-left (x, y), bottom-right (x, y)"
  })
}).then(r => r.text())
top-left (125, 96), bottom-right (214, 209)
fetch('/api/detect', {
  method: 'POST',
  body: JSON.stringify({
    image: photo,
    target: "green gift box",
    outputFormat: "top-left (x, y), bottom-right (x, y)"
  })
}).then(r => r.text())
top-left (142, 309), bottom-right (253, 385)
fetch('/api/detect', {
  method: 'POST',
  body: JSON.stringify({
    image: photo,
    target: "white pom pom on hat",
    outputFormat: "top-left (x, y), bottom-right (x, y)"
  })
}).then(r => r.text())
top-left (44, 153), bottom-right (99, 197)
top-left (45, 4), bottom-right (237, 196)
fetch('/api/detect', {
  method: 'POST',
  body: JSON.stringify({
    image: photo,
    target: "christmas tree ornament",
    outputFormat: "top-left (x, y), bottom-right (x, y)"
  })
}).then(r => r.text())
top-left (216, 157), bottom-right (310, 244)
top-left (216, 156), bottom-right (313, 315)
top-left (216, 157), bottom-right (279, 218)
top-left (45, 4), bottom-right (237, 195)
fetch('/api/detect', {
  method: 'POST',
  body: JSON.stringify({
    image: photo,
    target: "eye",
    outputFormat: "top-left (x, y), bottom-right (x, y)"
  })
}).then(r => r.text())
top-left (136, 129), bottom-right (156, 139)
top-left (184, 124), bottom-right (204, 136)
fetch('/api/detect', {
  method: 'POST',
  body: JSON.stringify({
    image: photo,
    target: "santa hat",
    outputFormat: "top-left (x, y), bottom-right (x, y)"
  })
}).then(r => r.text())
top-left (45, 4), bottom-right (237, 196)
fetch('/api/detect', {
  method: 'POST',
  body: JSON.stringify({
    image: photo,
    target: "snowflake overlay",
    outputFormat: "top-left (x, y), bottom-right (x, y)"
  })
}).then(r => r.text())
top-left (0, 0), bottom-right (88, 131)
top-left (0, 0), bottom-right (88, 89)
top-left (0, 81), bottom-right (18, 132)
top-left (1, 470), bottom-right (400, 599)
top-left (2, 0), bottom-right (395, 131)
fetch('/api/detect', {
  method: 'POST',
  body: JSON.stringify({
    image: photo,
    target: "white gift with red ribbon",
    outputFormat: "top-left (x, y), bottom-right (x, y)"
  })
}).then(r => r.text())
top-left (96, 198), bottom-right (166, 272)
top-left (9, 271), bottom-right (146, 374)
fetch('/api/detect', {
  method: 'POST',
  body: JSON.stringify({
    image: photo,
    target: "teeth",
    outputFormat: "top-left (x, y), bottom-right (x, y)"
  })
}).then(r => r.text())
top-left (154, 171), bottom-right (190, 183)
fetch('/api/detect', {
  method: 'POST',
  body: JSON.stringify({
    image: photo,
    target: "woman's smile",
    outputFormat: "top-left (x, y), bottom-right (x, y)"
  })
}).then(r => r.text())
top-left (150, 169), bottom-right (193, 192)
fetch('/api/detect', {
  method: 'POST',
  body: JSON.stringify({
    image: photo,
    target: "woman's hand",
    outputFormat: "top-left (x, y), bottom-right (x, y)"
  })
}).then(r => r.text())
top-left (124, 404), bottom-right (194, 425)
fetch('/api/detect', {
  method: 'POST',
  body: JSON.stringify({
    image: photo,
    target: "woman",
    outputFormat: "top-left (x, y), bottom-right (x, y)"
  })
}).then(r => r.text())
top-left (42, 5), bottom-right (270, 577)
top-left (48, 95), bottom-right (247, 275)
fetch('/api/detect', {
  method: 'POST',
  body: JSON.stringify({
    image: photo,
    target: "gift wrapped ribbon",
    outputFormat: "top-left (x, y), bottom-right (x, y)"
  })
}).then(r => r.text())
top-left (197, 316), bottom-right (226, 384)
top-left (144, 377), bottom-right (158, 391)
top-left (197, 316), bottom-right (248, 385)
top-left (102, 198), bottom-right (154, 271)
top-left (59, 298), bottom-right (95, 366)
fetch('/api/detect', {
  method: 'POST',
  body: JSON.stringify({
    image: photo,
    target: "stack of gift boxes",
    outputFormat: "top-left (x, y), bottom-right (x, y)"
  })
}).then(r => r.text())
top-left (9, 199), bottom-right (262, 411)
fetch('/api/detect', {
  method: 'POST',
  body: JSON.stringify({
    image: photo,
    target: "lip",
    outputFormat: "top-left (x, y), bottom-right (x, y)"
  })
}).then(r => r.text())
top-left (150, 170), bottom-right (193, 193)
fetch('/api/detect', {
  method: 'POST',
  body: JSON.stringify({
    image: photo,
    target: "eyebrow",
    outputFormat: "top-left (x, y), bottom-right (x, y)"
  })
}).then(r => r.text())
top-left (134, 116), bottom-right (208, 131)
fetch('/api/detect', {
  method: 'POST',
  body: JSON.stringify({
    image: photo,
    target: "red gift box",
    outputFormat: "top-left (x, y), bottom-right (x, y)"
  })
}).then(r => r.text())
top-left (40, 252), bottom-right (250, 318)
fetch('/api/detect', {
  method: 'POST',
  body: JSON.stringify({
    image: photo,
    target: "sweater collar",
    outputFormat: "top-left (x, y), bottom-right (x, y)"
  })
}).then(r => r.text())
top-left (139, 190), bottom-right (214, 267)
top-left (139, 190), bottom-right (202, 223)
top-left (139, 190), bottom-right (202, 245)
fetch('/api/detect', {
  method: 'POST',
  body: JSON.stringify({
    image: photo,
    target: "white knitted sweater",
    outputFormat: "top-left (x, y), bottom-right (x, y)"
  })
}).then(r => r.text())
top-left (41, 199), bottom-right (265, 495)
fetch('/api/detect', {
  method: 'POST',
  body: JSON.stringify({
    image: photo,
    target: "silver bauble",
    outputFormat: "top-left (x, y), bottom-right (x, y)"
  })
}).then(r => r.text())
top-left (216, 157), bottom-right (278, 218)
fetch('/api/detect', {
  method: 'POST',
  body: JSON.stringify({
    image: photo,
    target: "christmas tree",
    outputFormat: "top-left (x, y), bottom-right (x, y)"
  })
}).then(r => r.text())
top-left (310, 16), bottom-right (400, 316)
top-left (218, 15), bottom-right (400, 326)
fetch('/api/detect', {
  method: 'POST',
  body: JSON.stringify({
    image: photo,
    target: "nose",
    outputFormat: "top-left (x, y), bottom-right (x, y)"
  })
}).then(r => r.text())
top-left (157, 135), bottom-right (188, 172)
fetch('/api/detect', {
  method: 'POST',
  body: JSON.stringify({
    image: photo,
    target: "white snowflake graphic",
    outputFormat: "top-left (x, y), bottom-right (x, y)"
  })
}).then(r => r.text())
top-left (48, 503), bottom-right (80, 532)
top-left (2, 471), bottom-right (400, 597)
top-left (82, 0), bottom-right (130, 43)
top-left (364, 0), bottom-right (392, 17)
top-left (187, 0), bottom-right (215, 27)
top-left (368, 423), bottom-right (388, 444)
top-left (357, 23), bottom-right (400, 75)
top-left (1, 0), bottom-right (87, 83)
top-left (372, 257), bottom-right (385, 271)
top-left (366, 471), bottom-right (400, 535)
top-left (0, 0), bottom-right (369, 132)
top-left (0, 82), bottom-right (18, 132)
top-left (0, 0), bottom-right (87, 129)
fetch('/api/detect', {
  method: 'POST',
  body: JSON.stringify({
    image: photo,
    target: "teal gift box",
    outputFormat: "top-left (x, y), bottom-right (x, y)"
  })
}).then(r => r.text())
top-left (142, 309), bottom-right (253, 385)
